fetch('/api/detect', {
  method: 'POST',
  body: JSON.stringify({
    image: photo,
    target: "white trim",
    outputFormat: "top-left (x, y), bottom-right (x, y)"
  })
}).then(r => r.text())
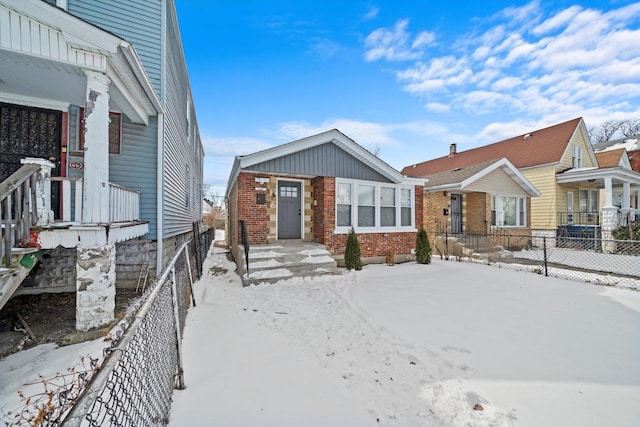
top-left (276, 178), bottom-right (305, 240)
top-left (491, 194), bottom-right (528, 228)
top-left (335, 178), bottom-right (416, 234)
top-left (0, 92), bottom-right (69, 111)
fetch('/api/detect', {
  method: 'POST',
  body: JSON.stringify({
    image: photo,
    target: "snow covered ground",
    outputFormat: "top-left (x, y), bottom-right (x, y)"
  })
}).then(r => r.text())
top-left (1, 236), bottom-right (638, 426)
top-left (169, 246), bottom-right (640, 427)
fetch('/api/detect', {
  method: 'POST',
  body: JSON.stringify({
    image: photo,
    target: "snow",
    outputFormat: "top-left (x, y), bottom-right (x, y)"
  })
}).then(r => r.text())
top-left (0, 340), bottom-right (105, 419)
top-left (1, 231), bottom-right (637, 426)
top-left (169, 248), bottom-right (640, 427)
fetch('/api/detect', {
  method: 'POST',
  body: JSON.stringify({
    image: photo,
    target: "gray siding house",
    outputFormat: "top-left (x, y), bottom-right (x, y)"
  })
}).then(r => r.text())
top-left (0, 0), bottom-right (203, 330)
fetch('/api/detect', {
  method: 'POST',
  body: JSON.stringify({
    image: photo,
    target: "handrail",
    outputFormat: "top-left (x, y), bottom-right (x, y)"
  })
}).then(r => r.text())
top-left (1, 164), bottom-right (41, 266)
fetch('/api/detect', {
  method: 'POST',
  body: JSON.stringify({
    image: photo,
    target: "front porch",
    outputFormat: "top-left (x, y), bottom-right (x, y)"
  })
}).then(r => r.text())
top-left (1, 159), bottom-right (147, 330)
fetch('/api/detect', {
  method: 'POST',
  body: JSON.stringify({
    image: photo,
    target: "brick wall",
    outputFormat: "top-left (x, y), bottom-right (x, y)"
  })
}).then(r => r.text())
top-left (465, 192), bottom-right (489, 234)
top-left (424, 191), bottom-right (450, 233)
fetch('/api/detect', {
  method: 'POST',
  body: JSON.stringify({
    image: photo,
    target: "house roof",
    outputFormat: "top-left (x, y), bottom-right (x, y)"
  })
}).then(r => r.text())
top-left (595, 148), bottom-right (626, 168)
top-left (420, 158), bottom-right (539, 196)
top-left (402, 118), bottom-right (583, 177)
top-left (226, 129), bottom-right (424, 198)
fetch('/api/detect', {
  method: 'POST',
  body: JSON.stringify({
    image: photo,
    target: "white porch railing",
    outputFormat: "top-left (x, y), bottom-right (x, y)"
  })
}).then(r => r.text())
top-left (109, 182), bottom-right (140, 223)
top-left (49, 178), bottom-right (141, 223)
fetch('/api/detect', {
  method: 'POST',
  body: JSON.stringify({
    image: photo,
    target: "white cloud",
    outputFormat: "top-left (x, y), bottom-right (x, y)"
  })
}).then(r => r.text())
top-left (364, 19), bottom-right (434, 62)
top-left (363, 6), bottom-right (379, 21)
top-left (425, 102), bottom-right (451, 113)
top-left (381, 1), bottom-right (640, 127)
top-left (201, 135), bottom-right (273, 157)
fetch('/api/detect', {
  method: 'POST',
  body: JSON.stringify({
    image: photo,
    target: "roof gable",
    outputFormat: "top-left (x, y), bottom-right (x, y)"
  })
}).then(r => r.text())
top-left (421, 158), bottom-right (539, 196)
top-left (595, 148), bottom-right (630, 169)
top-left (403, 118), bottom-right (583, 177)
top-left (226, 129), bottom-right (423, 197)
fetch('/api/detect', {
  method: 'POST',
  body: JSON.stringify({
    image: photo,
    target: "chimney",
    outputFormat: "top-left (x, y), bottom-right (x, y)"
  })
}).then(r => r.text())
top-left (449, 143), bottom-right (457, 156)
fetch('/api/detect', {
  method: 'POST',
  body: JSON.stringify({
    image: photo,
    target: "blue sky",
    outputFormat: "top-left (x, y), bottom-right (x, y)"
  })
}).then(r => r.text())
top-left (175, 0), bottom-right (640, 198)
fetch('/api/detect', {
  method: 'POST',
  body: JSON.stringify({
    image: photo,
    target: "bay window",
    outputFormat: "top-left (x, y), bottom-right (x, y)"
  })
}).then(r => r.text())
top-left (335, 179), bottom-right (414, 231)
top-left (491, 195), bottom-right (527, 227)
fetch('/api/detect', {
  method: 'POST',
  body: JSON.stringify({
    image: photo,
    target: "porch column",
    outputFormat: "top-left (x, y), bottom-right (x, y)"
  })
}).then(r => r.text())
top-left (622, 182), bottom-right (631, 223)
top-left (82, 70), bottom-right (111, 224)
top-left (76, 243), bottom-right (116, 331)
top-left (603, 177), bottom-right (614, 207)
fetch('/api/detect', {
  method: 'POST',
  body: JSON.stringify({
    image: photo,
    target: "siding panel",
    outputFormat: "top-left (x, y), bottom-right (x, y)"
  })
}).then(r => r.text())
top-left (248, 142), bottom-right (392, 182)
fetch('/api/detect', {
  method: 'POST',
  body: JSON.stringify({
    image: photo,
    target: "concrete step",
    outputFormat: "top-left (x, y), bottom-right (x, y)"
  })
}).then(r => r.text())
top-left (239, 241), bottom-right (341, 286)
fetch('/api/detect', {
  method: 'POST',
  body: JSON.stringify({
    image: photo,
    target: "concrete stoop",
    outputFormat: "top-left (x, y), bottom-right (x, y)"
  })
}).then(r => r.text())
top-left (239, 241), bottom-right (342, 286)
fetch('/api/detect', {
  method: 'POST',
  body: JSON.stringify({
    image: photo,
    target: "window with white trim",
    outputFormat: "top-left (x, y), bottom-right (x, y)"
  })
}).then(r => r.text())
top-left (380, 187), bottom-right (396, 226)
top-left (579, 189), bottom-right (598, 212)
top-left (335, 179), bottom-right (414, 232)
top-left (336, 182), bottom-right (352, 227)
top-left (572, 145), bottom-right (582, 168)
top-left (491, 195), bottom-right (527, 227)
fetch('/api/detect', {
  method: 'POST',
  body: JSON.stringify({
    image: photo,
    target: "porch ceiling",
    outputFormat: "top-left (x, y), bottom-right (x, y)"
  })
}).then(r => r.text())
top-left (0, 50), bottom-right (149, 123)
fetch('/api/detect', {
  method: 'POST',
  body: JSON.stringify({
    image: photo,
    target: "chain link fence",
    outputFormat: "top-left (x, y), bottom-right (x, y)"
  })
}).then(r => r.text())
top-left (59, 227), bottom-right (214, 426)
top-left (431, 230), bottom-right (640, 290)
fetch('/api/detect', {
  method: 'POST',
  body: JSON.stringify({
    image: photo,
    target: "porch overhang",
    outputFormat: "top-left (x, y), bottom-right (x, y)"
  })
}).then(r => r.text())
top-left (556, 167), bottom-right (640, 187)
top-left (423, 158), bottom-right (540, 196)
top-left (0, 0), bottom-right (161, 123)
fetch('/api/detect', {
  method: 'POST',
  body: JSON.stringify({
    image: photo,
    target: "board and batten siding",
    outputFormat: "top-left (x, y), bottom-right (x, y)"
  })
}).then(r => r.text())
top-left (522, 165), bottom-right (558, 229)
top-left (67, 0), bottom-right (163, 96)
top-left (464, 168), bottom-right (531, 195)
top-left (161, 0), bottom-right (203, 238)
top-left (248, 142), bottom-right (393, 183)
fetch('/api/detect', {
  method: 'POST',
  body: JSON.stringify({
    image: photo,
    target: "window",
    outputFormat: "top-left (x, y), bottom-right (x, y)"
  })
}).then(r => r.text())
top-left (280, 186), bottom-right (298, 198)
top-left (77, 110), bottom-right (121, 154)
top-left (579, 189), bottom-right (598, 212)
top-left (491, 195), bottom-right (527, 227)
top-left (358, 185), bottom-right (375, 227)
top-left (572, 145), bottom-right (582, 168)
top-left (401, 188), bottom-right (412, 226)
top-left (380, 187), bottom-right (396, 226)
top-left (336, 182), bottom-right (352, 227)
top-left (335, 179), bottom-right (414, 231)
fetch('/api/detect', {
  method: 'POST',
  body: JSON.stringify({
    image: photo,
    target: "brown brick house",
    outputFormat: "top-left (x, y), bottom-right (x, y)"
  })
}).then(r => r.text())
top-left (225, 129), bottom-right (424, 265)
top-left (405, 155), bottom-right (539, 237)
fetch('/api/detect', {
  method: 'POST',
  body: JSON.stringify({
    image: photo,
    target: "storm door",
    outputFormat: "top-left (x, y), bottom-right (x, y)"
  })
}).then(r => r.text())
top-left (0, 103), bottom-right (62, 216)
top-left (451, 193), bottom-right (463, 233)
top-left (277, 180), bottom-right (302, 239)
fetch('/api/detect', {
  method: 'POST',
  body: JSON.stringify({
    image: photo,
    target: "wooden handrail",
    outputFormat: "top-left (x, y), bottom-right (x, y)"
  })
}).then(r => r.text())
top-left (1, 164), bottom-right (42, 266)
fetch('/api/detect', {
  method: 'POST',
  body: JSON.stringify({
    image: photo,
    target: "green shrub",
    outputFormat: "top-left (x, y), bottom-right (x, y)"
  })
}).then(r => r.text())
top-left (415, 227), bottom-right (431, 264)
top-left (345, 227), bottom-right (362, 270)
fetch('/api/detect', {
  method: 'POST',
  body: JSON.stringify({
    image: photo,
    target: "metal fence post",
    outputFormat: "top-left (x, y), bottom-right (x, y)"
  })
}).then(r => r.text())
top-left (543, 237), bottom-right (548, 277)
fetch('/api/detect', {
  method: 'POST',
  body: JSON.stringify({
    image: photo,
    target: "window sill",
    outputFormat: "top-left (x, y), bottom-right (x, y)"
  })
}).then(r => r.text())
top-left (334, 227), bottom-right (417, 235)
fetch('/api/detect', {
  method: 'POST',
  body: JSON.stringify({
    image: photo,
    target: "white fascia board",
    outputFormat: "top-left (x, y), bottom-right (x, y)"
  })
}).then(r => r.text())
top-left (119, 43), bottom-right (162, 113)
top-left (557, 167), bottom-right (640, 185)
top-left (460, 158), bottom-right (540, 197)
top-left (225, 157), bottom-right (242, 199)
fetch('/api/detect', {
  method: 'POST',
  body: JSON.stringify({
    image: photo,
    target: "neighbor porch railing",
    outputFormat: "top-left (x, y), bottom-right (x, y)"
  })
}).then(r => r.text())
top-left (49, 178), bottom-right (141, 223)
top-left (557, 211), bottom-right (601, 226)
top-left (0, 164), bottom-right (40, 266)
